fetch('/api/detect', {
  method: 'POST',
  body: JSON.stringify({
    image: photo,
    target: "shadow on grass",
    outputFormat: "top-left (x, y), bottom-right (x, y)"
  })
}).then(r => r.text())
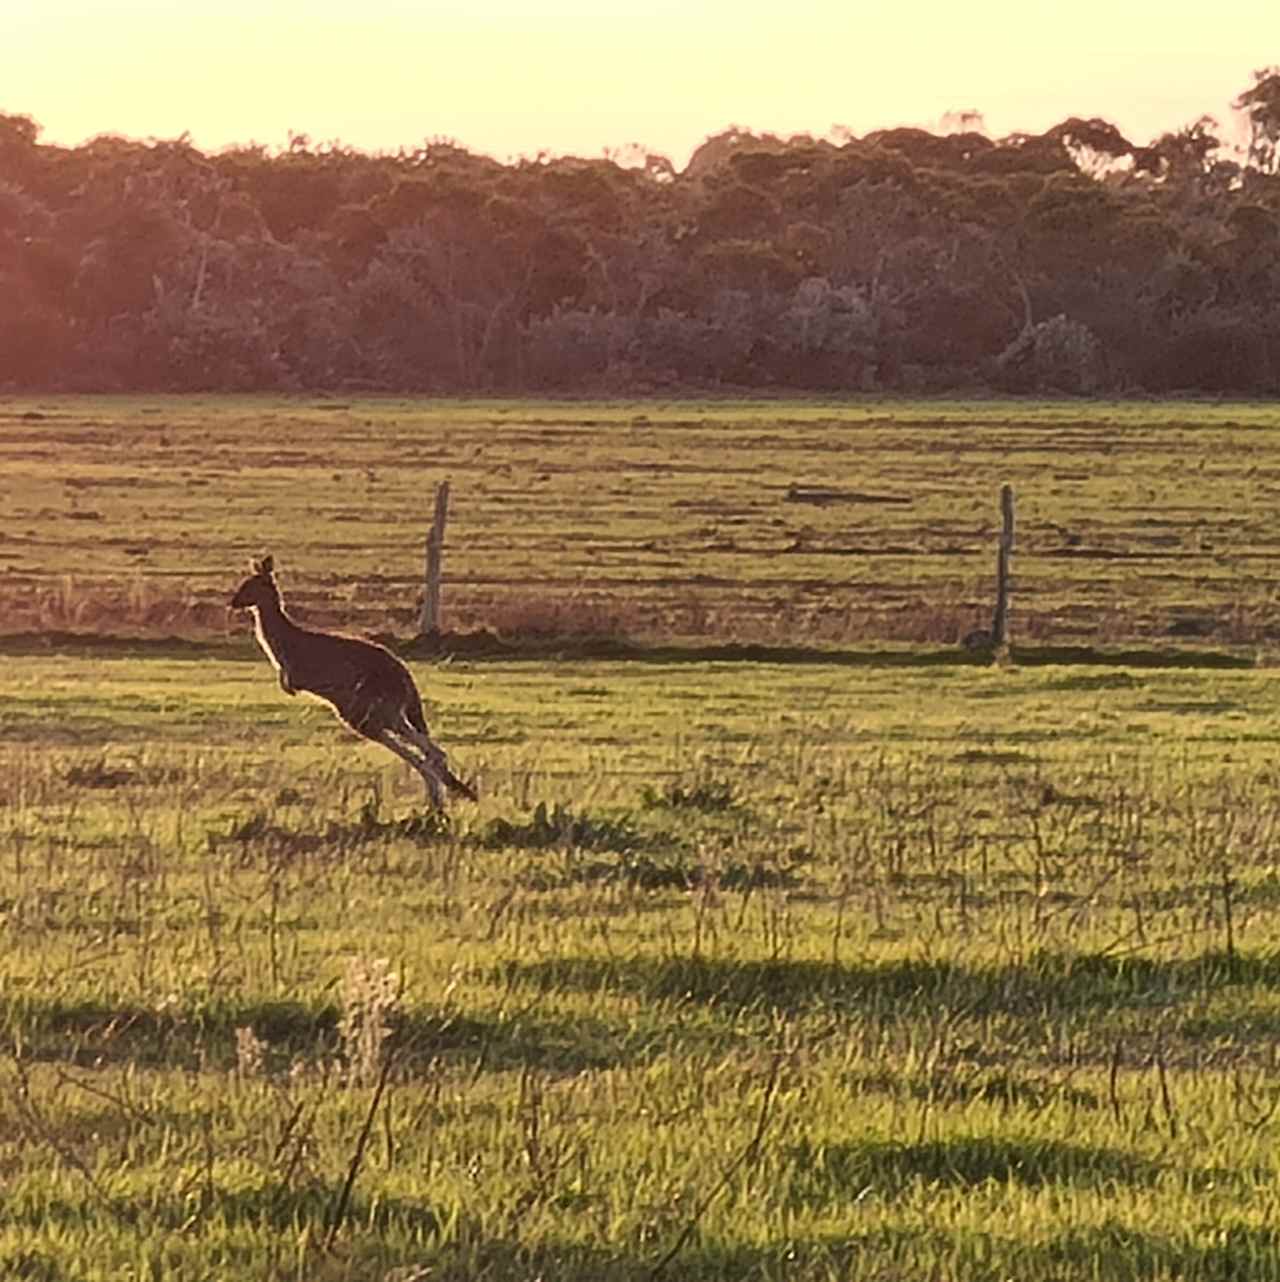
top-left (0, 630), bottom-right (1256, 671)
top-left (788, 1134), bottom-right (1160, 1204)
top-left (171, 1222), bottom-right (1280, 1282)
top-left (498, 948), bottom-right (1280, 1022)
top-left (205, 802), bottom-right (453, 858)
top-left (513, 850), bottom-right (800, 893)
top-left (3, 996), bottom-right (630, 1075)
top-left (0, 1224), bottom-right (796, 1282)
top-left (804, 1223), bottom-right (1280, 1282)
top-left (11, 948), bottom-right (1274, 1076)
top-left (1033, 1223), bottom-right (1280, 1282)
top-left (2, 1177), bottom-right (445, 1240)
top-left (846, 1066), bottom-right (1103, 1113)
top-left (419, 1223), bottom-right (1280, 1282)
top-left (9, 1204), bottom-right (1280, 1282)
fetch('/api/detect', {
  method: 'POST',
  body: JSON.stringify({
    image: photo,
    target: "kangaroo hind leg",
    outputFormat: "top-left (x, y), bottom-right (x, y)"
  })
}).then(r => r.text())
top-left (330, 698), bottom-right (447, 808)
top-left (375, 728), bottom-right (446, 808)
top-left (397, 714), bottom-right (477, 802)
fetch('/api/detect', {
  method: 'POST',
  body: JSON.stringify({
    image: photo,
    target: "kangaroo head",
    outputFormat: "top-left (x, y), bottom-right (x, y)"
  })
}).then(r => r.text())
top-left (230, 554), bottom-right (281, 610)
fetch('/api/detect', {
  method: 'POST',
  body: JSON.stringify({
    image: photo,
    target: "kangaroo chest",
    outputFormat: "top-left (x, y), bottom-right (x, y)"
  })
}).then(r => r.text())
top-left (252, 609), bottom-right (298, 691)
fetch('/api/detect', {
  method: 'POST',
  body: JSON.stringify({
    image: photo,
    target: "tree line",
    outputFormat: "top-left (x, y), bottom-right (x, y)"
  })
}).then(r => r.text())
top-left (4, 69), bottom-right (1279, 396)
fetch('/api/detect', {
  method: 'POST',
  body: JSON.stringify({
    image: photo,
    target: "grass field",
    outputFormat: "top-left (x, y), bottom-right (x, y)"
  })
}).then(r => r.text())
top-left (3, 395), bottom-right (1279, 648)
top-left (4, 396), bottom-right (1280, 1279)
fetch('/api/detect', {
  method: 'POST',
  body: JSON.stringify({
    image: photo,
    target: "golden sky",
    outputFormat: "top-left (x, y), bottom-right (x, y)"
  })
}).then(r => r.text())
top-left (3, 0), bottom-right (1270, 163)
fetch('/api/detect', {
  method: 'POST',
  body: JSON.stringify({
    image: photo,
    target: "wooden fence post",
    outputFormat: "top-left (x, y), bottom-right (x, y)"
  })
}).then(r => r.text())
top-left (420, 480), bottom-right (450, 636)
top-left (991, 483), bottom-right (1014, 648)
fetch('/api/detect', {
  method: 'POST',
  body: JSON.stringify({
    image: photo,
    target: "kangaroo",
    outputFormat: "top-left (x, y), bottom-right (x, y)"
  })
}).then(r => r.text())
top-left (230, 555), bottom-right (475, 807)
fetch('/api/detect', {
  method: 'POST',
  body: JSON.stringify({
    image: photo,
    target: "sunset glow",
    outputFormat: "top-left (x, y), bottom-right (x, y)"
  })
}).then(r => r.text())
top-left (4, 0), bottom-right (1271, 163)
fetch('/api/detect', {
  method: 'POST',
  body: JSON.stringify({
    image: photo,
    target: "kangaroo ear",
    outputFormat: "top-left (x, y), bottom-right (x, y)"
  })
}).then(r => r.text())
top-left (259, 554), bottom-right (275, 576)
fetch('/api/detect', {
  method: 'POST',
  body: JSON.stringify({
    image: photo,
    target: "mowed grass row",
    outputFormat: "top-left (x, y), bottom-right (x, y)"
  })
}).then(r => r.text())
top-left (6, 651), bottom-right (1280, 1278)
top-left (2, 395), bottom-right (1280, 645)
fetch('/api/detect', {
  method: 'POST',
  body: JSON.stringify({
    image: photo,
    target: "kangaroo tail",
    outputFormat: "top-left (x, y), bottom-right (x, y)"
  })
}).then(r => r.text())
top-left (441, 762), bottom-right (478, 802)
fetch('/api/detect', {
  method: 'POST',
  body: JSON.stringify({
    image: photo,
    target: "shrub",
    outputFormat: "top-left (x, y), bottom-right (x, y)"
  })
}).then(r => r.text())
top-left (996, 314), bottom-right (1104, 393)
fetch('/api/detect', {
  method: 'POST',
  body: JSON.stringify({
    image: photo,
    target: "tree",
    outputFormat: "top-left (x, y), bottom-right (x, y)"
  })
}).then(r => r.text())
top-left (1235, 68), bottom-right (1280, 176)
top-left (0, 180), bottom-right (72, 384)
top-left (1132, 116), bottom-right (1222, 189)
top-left (2, 100), bottom-right (1278, 394)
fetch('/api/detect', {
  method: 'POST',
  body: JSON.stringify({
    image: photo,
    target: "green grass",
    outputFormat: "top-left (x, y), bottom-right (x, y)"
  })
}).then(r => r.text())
top-left (5, 393), bottom-right (1280, 1276)
top-left (7, 647), bottom-right (1280, 1278)
top-left (3, 394), bottom-right (1280, 648)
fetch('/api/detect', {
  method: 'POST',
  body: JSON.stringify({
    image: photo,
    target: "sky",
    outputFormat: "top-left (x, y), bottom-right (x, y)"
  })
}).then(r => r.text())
top-left (2, 0), bottom-right (1271, 166)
